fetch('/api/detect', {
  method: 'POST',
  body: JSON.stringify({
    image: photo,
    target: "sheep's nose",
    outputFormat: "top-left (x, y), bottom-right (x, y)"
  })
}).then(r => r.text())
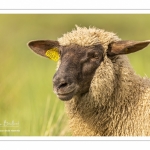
top-left (57, 80), bottom-right (68, 90)
top-left (53, 76), bottom-right (70, 91)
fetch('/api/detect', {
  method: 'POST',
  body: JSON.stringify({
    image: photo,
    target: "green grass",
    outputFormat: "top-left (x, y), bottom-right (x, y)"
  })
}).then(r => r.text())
top-left (0, 14), bottom-right (150, 136)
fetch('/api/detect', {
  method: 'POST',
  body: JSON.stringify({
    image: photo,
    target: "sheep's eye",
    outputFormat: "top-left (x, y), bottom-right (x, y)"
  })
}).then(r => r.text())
top-left (94, 53), bottom-right (99, 59)
top-left (88, 52), bottom-right (99, 59)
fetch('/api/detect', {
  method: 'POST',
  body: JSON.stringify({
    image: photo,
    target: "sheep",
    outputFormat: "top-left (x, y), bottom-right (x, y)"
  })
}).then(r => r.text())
top-left (28, 26), bottom-right (150, 136)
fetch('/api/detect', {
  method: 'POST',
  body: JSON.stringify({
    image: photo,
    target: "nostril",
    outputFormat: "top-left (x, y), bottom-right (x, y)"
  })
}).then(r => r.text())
top-left (58, 82), bottom-right (68, 89)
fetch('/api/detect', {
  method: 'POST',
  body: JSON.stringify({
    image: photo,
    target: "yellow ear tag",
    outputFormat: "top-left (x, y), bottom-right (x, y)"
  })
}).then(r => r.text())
top-left (45, 48), bottom-right (60, 61)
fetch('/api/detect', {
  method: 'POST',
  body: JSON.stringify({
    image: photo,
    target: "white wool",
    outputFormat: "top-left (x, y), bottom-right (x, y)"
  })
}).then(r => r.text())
top-left (58, 25), bottom-right (120, 52)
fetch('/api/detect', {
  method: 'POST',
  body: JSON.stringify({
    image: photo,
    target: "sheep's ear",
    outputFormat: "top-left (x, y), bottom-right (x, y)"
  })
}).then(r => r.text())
top-left (107, 40), bottom-right (150, 56)
top-left (28, 40), bottom-right (60, 61)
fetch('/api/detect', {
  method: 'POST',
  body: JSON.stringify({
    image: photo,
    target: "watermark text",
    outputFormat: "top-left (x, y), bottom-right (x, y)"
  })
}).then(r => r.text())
top-left (0, 120), bottom-right (20, 133)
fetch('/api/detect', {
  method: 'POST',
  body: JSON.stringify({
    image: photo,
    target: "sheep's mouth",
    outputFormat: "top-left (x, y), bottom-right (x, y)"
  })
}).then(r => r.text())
top-left (53, 82), bottom-right (78, 101)
top-left (57, 90), bottom-right (75, 101)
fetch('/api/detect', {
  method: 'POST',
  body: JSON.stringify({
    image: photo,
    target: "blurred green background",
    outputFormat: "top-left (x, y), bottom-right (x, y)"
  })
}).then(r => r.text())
top-left (0, 14), bottom-right (150, 136)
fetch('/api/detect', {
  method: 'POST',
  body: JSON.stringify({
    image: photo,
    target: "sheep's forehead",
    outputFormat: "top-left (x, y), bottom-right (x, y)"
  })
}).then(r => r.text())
top-left (58, 26), bottom-right (120, 51)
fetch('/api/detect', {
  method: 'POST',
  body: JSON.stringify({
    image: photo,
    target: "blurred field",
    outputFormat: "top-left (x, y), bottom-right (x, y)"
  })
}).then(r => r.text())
top-left (0, 14), bottom-right (150, 136)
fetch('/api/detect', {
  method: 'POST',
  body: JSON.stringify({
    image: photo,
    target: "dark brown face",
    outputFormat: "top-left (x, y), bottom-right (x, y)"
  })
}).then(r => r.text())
top-left (53, 44), bottom-right (104, 101)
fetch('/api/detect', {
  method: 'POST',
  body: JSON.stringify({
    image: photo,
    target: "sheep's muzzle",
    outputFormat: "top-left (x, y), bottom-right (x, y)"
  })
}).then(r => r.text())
top-left (53, 76), bottom-right (78, 101)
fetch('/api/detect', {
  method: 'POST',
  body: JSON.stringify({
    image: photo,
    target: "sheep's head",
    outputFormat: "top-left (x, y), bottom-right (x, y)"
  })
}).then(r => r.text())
top-left (28, 26), bottom-right (150, 101)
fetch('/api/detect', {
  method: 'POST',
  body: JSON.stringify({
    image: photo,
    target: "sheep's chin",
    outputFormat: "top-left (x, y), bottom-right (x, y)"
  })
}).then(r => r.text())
top-left (57, 89), bottom-right (76, 101)
top-left (57, 91), bottom-right (75, 101)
